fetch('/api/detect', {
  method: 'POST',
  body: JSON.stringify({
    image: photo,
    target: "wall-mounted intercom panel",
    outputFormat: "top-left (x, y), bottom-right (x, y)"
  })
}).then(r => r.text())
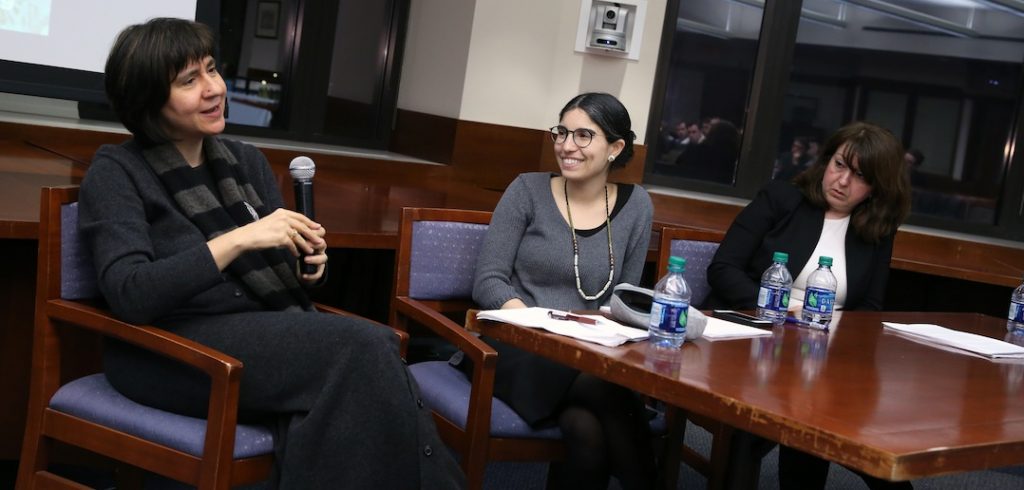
top-left (575, 0), bottom-right (646, 60)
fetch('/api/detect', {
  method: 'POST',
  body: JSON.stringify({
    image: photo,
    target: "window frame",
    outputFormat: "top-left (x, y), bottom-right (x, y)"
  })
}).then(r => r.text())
top-left (645, 0), bottom-right (1024, 243)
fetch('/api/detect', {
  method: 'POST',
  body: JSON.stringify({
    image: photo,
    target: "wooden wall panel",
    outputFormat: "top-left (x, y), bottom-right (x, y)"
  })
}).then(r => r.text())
top-left (0, 122), bottom-right (128, 165)
top-left (450, 119), bottom-right (547, 191)
top-left (391, 109), bottom-right (458, 164)
top-left (892, 232), bottom-right (1024, 288)
top-left (394, 111), bottom-right (646, 191)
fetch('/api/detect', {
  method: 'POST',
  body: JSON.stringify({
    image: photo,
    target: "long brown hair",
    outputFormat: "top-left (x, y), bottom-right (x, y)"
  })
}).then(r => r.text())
top-left (794, 122), bottom-right (910, 243)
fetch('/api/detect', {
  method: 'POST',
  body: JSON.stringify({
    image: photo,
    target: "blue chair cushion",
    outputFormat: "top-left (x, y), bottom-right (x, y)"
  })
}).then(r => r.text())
top-left (49, 374), bottom-right (274, 459)
top-left (409, 221), bottom-right (488, 300)
top-left (409, 361), bottom-right (562, 440)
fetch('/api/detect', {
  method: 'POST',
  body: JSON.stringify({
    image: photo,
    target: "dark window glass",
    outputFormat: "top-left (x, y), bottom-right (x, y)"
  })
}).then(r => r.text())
top-left (646, 0), bottom-right (763, 187)
top-left (219, 0), bottom-right (295, 130)
top-left (321, 0), bottom-right (402, 143)
top-left (216, 0), bottom-right (407, 149)
top-left (783, 0), bottom-right (1024, 226)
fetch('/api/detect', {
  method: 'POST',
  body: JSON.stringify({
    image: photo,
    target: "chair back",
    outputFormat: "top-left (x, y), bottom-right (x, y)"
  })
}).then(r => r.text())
top-left (658, 227), bottom-right (725, 308)
top-left (59, 201), bottom-right (100, 301)
top-left (392, 207), bottom-right (493, 322)
top-left (408, 219), bottom-right (489, 301)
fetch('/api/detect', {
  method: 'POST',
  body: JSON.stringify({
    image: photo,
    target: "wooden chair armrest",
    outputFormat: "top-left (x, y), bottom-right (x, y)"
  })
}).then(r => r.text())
top-left (393, 296), bottom-right (497, 369)
top-left (45, 299), bottom-right (247, 468)
top-left (394, 296), bottom-right (502, 445)
top-left (47, 299), bottom-right (242, 378)
top-left (314, 302), bottom-right (409, 357)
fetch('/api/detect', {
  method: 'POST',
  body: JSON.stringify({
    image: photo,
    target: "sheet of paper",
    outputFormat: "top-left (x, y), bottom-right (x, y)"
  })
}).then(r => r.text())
top-left (701, 316), bottom-right (773, 341)
top-left (882, 322), bottom-right (1024, 359)
top-left (476, 307), bottom-right (647, 347)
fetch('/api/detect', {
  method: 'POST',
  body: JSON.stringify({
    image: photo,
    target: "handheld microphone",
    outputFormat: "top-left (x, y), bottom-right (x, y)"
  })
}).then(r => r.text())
top-left (288, 156), bottom-right (318, 275)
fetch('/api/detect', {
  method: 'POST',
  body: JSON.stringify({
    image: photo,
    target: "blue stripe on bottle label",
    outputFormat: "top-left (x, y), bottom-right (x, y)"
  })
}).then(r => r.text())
top-left (649, 299), bottom-right (689, 334)
top-left (803, 287), bottom-right (835, 314)
top-left (1010, 300), bottom-right (1024, 323)
top-left (757, 286), bottom-right (790, 311)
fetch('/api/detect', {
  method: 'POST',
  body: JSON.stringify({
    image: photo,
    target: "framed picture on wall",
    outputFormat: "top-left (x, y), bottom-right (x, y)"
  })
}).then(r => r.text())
top-left (255, 1), bottom-right (280, 39)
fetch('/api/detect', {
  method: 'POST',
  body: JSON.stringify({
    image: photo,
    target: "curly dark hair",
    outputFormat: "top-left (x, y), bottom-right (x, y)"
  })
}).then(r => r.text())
top-left (794, 121), bottom-right (911, 243)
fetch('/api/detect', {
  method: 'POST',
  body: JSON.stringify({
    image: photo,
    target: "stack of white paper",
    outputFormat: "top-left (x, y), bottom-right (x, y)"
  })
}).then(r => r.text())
top-left (701, 316), bottom-right (773, 341)
top-left (476, 307), bottom-right (647, 347)
top-left (882, 322), bottom-right (1024, 360)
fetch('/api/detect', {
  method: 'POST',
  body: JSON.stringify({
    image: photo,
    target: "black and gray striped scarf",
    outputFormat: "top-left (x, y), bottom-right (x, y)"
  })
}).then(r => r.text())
top-left (143, 137), bottom-right (314, 312)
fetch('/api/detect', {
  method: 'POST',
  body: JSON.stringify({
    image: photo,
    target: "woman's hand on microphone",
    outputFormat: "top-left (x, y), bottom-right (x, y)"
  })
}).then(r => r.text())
top-left (299, 226), bottom-right (328, 284)
top-left (207, 209), bottom-right (323, 271)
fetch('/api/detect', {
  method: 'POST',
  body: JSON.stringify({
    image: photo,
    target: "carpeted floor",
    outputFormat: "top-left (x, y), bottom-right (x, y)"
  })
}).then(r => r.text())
top-left (483, 420), bottom-right (1024, 489)
top-left (7, 422), bottom-right (1022, 489)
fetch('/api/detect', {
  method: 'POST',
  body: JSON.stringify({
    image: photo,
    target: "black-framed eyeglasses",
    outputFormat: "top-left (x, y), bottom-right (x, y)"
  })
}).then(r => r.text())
top-left (549, 125), bottom-right (598, 148)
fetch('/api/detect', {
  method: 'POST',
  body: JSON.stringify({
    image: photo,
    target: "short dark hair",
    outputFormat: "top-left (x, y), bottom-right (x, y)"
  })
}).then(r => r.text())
top-left (705, 119), bottom-right (739, 149)
top-left (559, 93), bottom-right (635, 168)
top-left (794, 121), bottom-right (910, 243)
top-left (104, 18), bottom-right (216, 146)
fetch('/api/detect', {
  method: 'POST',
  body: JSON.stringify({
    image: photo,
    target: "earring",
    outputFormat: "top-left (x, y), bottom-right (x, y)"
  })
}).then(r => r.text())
top-left (608, 155), bottom-right (616, 162)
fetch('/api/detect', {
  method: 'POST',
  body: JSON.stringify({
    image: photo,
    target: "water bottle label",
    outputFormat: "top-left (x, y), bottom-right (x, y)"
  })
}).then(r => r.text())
top-left (803, 287), bottom-right (835, 314)
top-left (649, 299), bottom-right (689, 334)
top-left (757, 286), bottom-right (790, 311)
top-left (1010, 300), bottom-right (1024, 323)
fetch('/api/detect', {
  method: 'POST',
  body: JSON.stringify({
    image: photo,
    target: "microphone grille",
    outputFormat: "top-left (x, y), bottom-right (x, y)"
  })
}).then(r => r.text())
top-left (288, 156), bottom-right (316, 180)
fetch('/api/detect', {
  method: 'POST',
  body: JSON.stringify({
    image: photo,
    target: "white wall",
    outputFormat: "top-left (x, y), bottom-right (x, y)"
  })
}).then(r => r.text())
top-left (399, 0), bottom-right (667, 144)
top-left (397, 0), bottom-right (477, 118)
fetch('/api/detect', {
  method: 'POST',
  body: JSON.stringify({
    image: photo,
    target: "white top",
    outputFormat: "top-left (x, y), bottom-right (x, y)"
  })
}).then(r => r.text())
top-left (789, 216), bottom-right (850, 311)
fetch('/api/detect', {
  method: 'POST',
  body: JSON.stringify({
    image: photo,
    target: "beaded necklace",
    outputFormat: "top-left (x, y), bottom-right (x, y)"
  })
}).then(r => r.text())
top-left (563, 178), bottom-right (615, 300)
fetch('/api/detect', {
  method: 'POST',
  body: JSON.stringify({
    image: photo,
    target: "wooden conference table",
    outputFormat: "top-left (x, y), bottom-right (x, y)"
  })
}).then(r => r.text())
top-left (470, 311), bottom-right (1024, 484)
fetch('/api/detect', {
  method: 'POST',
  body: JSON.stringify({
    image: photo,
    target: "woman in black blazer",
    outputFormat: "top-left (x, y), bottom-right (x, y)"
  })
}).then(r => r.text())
top-left (707, 121), bottom-right (911, 489)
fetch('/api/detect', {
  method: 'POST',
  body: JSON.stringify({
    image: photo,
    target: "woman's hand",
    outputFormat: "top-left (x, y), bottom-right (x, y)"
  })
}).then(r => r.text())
top-left (207, 208), bottom-right (325, 271)
top-left (501, 298), bottom-right (528, 309)
top-left (298, 224), bottom-right (328, 284)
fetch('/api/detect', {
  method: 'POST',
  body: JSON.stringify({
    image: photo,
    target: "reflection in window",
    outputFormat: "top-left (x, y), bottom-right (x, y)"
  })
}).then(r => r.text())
top-left (782, 0), bottom-right (1024, 225)
top-left (219, 0), bottom-right (292, 129)
top-left (646, 0), bottom-right (763, 186)
top-left (213, 0), bottom-right (406, 149)
top-left (322, 0), bottom-right (396, 141)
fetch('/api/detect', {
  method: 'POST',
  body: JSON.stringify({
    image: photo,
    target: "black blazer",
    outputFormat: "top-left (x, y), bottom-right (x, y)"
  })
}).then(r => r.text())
top-left (706, 180), bottom-right (894, 311)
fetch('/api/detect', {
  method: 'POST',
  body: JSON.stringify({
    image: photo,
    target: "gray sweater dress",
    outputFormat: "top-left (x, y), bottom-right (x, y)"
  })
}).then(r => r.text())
top-left (472, 172), bottom-right (653, 425)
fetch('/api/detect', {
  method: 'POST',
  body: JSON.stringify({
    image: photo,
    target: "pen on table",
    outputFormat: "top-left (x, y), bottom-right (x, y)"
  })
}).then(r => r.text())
top-left (547, 310), bottom-right (598, 325)
top-left (785, 316), bottom-right (809, 326)
top-left (786, 315), bottom-right (830, 330)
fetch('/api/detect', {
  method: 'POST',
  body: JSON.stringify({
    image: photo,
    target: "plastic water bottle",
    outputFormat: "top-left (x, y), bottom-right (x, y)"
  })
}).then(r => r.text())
top-left (756, 251), bottom-right (792, 325)
top-left (1009, 275), bottom-right (1024, 332)
top-left (649, 256), bottom-right (691, 349)
top-left (801, 256), bottom-right (837, 329)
